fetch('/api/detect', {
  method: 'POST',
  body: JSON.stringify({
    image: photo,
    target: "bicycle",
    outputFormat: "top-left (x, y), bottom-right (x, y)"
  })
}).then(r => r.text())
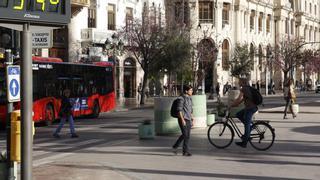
top-left (207, 108), bottom-right (275, 151)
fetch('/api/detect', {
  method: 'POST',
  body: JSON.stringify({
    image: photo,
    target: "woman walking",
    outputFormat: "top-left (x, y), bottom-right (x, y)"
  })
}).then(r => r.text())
top-left (283, 79), bottom-right (296, 119)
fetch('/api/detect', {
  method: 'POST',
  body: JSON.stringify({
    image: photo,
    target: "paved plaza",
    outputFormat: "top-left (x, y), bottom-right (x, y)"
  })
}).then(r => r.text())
top-left (1, 93), bottom-right (319, 180)
top-left (29, 104), bottom-right (320, 179)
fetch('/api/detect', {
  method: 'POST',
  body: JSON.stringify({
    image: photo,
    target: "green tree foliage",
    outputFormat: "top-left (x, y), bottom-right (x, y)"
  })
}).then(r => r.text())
top-left (151, 27), bottom-right (192, 84)
top-left (229, 43), bottom-right (254, 79)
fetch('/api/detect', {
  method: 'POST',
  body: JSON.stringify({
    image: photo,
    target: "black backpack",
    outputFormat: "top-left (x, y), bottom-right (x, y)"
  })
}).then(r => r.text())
top-left (170, 97), bottom-right (183, 118)
top-left (249, 86), bottom-right (263, 105)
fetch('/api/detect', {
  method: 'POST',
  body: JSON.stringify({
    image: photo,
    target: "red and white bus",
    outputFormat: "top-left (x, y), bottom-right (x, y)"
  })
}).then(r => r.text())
top-left (0, 57), bottom-right (116, 126)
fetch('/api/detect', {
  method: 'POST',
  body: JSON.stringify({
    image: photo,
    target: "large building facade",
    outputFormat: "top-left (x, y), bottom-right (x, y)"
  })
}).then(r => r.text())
top-left (69, 0), bottom-right (165, 100)
top-left (166, 0), bottom-right (320, 94)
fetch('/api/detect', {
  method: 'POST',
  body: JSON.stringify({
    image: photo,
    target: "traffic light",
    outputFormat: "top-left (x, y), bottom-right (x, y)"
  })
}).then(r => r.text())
top-left (0, 27), bottom-right (14, 49)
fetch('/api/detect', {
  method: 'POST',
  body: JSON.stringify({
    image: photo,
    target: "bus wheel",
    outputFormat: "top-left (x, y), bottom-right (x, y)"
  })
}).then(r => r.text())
top-left (44, 105), bottom-right (55, 126)
top-left (91, 101), bottom-right (100, 118)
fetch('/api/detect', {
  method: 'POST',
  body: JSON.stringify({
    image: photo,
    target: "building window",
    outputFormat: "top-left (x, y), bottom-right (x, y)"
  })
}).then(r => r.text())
top-left (222, 40), bottom-right (229, 70)
top-left (258, 12), bottom-right (263, 32)
top-left (108, 4), bottom-right (116, 30)
top-left (309, 29), bottom-right (312, 41)
top-left (266, 15), bottom-right (271, 33)
top-left (126, 7), bottom-right (133, 32)
top-left (314, 28), bottom-right (317, 41)
top-left (250, 10), bottom-right (255, 31)
top-left (175, 1), bottom-right (190, 25)
top-left (258, 45), bottom-right (263, 71)
top-left (88, 8), bottom-right (96, 28)
top-left (315, 5), bottom-right (317, 15)
top-left (222, 3), bottom-right (230, 27)
top-left (199, 1), bottom-right (213, 24)
top-left (310, 3), bottom-right (312, 14)
top-left (304, 27), bottom-right (307, 40)
top-left (305, 1), bottom-right (307, 12)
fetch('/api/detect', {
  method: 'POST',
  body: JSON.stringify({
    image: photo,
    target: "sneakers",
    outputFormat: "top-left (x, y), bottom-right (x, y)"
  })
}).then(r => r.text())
top-left (235, 141), bottom-right (247, 148)
top-left (53, 133), bottom-right (60, 138)
top-left (71, 133), bottom-right (79, 138)
top-left (183, 152), bottom-right (192, 156)
top-left (172, 147), bottom-right (178, 155)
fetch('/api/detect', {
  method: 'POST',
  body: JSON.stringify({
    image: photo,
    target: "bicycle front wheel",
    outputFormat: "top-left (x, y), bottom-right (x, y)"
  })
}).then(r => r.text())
top-left (207, 122), bottom-right (234, 149)
top-left (249, 121), bottom-right (275, 151)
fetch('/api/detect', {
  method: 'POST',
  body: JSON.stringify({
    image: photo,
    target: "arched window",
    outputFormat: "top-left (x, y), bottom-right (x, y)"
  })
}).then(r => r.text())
top-left (250, 10), bottom-right (255, 30)
top-left (198, 39), bottom-right (215, 69)
top-left (309, 28), bottom-right (313, 41)
top-left (222, 40), bottom-right (230, 70)
top-left (258, 12), bottom-right (263, 32)
top-left (266, 15), bottom-right (271, 33)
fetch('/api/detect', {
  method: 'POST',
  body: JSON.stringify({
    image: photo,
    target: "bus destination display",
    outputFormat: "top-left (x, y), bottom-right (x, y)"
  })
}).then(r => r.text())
top-left (0, 0), bottom-right (70, 24)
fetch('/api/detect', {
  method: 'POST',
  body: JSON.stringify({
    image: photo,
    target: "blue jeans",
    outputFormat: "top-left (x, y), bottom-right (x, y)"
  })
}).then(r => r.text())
top-left (173, 119), bottom-right (192, 153)
top-left (54, 115), bottom-right (76, 135)
top-left (236, 107), bottom-right (258, 144)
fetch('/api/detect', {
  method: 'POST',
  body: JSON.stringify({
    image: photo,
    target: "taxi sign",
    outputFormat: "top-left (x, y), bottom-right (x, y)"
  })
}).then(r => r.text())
top-left (7, 65), bottom-right (20, 102)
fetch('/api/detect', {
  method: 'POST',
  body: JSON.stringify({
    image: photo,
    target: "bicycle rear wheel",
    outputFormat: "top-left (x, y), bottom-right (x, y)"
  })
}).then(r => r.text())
top-left (207, 122), bottom-right (234, 148)
top-left (249, 121), bottom-right (275, 151)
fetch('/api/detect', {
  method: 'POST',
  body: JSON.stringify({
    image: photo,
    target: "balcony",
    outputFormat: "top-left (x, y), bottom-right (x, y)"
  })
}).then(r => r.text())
top-left (81, 28), bottom-right (112, 44)
top-left (71, 0), bottom-right (90, 7)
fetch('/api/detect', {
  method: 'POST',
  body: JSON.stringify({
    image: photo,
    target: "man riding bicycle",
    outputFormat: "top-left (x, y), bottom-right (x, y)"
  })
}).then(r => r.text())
top-left (230, 78), bottom-right (258, 148)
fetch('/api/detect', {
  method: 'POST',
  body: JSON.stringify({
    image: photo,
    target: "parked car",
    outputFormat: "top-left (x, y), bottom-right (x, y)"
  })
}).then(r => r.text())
top-left (316, 84), bottom-right (320, 93)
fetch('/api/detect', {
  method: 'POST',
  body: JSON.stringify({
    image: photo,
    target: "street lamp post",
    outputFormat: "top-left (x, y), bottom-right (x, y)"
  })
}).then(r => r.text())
top-left (104, 33), bottom-right (124, 99)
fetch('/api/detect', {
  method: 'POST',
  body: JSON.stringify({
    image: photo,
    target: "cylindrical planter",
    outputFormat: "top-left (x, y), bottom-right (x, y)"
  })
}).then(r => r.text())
top-left (207, 114), bottom-right (215, 126)
top-left (154, 97), bottom-right (180, 135)
top-left (292, 104), bottom-right (299, 115)
top-left (192, 95), bottom-right (207, 128)
top-left (138, 123), bottom-right (155, 139)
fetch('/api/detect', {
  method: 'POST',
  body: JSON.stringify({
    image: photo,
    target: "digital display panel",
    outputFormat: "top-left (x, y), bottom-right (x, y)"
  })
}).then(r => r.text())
top-left (0, 0), bottom-right (70, 24)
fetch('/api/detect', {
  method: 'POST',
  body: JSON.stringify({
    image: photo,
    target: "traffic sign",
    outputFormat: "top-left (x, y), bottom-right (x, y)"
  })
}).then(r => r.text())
top-left (7, 65), bottom-right (20, 102)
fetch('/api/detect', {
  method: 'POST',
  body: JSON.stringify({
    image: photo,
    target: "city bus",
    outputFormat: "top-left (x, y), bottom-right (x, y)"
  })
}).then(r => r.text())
top-left (0, 57), bottom-right (116, 127)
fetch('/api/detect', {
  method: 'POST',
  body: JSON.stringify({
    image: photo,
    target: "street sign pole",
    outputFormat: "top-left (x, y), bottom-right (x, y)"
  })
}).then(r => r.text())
top-left (5, 49), bottom-right (15, 180)
top-left (21, 23), bottom-right (33, 180)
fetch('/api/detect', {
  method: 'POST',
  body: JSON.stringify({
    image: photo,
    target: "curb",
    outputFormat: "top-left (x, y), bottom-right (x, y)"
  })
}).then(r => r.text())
top-left (259, 110), bottom-right (320, 114)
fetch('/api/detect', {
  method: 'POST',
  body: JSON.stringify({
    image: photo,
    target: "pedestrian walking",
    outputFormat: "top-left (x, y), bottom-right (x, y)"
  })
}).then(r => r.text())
top-left (283, 79), bottom-right (297, 119)
top-left (256, 80), bottom-right (260, 92)
top-left (53, 89), bottom-right (79, 138)
top-left (172, 85), bottom-right (194, 156)
top-left (215, 82), bottom-right (220, 99)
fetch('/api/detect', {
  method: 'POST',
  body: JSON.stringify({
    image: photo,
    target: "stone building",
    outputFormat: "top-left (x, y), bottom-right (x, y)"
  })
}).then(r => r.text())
top-left (165, 0), bottom-right (320, 94)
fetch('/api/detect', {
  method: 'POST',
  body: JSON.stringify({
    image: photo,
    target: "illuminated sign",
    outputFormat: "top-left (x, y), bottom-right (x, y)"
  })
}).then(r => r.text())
top-left (0, 0), bottom-right (70, 24)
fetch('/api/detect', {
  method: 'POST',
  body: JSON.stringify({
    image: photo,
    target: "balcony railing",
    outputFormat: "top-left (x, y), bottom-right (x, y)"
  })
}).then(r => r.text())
top-left (199, 19), bottom-right (214, 24)
top-left (81, 28), bottom-right (110, 43)
top-left (71, 0), bottom-right (90, 7)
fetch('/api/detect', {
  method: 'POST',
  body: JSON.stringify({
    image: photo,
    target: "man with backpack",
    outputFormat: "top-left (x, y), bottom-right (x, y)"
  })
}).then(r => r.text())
top-left (230, 78), bottom-right (261, 148)
top-left (172, 85), bottom-right (194, 156)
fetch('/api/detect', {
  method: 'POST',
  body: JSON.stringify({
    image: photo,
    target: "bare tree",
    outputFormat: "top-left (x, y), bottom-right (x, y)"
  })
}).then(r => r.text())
top-left (273, 39), bottom-right (304, 83)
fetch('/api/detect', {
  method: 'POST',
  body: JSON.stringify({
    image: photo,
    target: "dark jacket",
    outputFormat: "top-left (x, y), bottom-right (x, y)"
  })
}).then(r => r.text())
top-left (177, 95), bottom-right (193, 121)
top-left (59, 96), bottom-right (73, 117)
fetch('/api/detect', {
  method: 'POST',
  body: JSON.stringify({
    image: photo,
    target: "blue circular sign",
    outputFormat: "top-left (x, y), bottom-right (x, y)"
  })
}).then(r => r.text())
top-left (9, 79), bottom-right (19, 97)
